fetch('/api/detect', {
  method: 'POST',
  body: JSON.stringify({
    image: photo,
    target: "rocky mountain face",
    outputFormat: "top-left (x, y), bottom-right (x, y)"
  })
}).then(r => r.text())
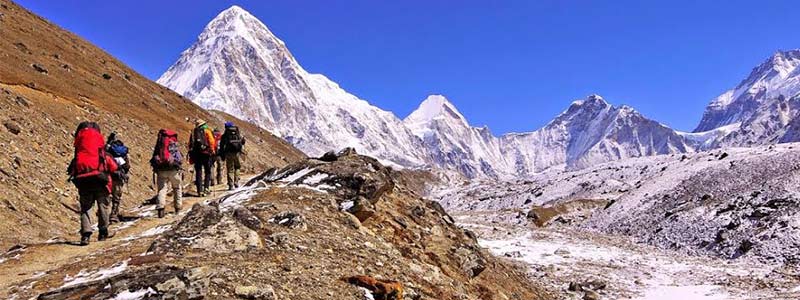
top-left (403, 95), bottom-right (509, 179)
top-left (499, 95), bottom-right (693, 173)
top-left (696, 50), bottom-right (800, 133)
top-left (436, 143), bottom-right (800, 264)
top-left (405, 94), bottom-right (693, 177)
top-left (691, 50), bottom-right (800, 148)
top-left (0, 0), bottom-right (305, 250)
top-left (160, 6), bottom-right (700, 179)
top-left (157, 6), bottom-right (428, 167)
top-left (15, 150), bottom-right (552, 300)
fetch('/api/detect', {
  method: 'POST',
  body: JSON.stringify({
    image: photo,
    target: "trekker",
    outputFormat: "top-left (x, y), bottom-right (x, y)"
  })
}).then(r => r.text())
top-left (67, 122), bottom-right (119, 246)
top-left (105, 132), bottom-right (130, 223)
top-left (211, 128), bottom-right (223, 186)
top-left (220, 121), bottom-right (246, 190)
top-left (188, 119), bottom-right (216, 196)
top-left (150, 129), bottom-right (183, 218)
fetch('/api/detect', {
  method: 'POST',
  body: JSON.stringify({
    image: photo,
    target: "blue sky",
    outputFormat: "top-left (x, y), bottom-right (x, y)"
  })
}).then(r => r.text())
top-left (16, 0), bottom-right (800, 133)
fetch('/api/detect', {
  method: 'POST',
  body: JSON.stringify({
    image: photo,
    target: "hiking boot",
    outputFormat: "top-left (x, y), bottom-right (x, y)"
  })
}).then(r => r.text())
top-left (110, 204), bottom-right (120, 223)
top-left (174, 207), bottom-right (181, 215)
top-left (80, 233), bottom-right (91, 246)
top-left (98, 229), bottom-right (115, 241)
top-left (157, 208), bottom-right (166, 218)
top-left (228, 185), bottom-right (234, 191)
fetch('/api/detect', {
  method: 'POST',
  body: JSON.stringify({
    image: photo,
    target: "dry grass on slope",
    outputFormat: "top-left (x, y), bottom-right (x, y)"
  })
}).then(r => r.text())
top-left (0, 0), bottom-right (305, 249)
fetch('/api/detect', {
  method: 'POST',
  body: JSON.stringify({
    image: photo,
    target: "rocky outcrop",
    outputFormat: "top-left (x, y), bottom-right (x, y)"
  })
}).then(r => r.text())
top-left (37, 265), bottom-right (212, 300)
top-left (36, 150), bottom-right (552, 299)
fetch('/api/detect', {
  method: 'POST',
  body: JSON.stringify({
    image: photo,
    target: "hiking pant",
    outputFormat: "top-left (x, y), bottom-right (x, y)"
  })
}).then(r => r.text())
top-left (156, 169), bottom-right (182, 211)
top-left (78, 189), bottom-right (111, 234)
top-left (110, 179), bottom-right (124, 220)
top-left (225, 152), bottom-right (242, 187)
top-left (193, 154), bottom-right (212, 194)
top-left (213, 155), bottom-right (223, 185)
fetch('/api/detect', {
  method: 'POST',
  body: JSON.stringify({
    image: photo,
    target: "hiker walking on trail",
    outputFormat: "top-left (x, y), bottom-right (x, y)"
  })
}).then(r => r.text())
top-left (150, 129), bottom-right (183, 218)
top-left (219, 121), bottom-right (246, 190)
top-left (105, 132), bottom-right (130, 223)
top-left (188, 119), bottom-right (217, 196)
top-left (210, 128), bottom-right (223, 186)
top-left (67, 122), bottom-right (119, 246)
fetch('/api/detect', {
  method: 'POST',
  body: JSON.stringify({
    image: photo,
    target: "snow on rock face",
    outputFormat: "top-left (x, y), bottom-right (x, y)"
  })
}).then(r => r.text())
top-left (438, 143), bottom-right (800, 264)
top-left (159, 6), bottom-right (697, 179)
top-left (157, 5), bottom-right (428, 167)
top-left (404, 95), bottom-right (509, 179)
top-left (404, 94), bottom-right (693, 178)
top-left (696, 50), bottom-right (800, 133)
top-left (500, 95), bottom-right (693, 173)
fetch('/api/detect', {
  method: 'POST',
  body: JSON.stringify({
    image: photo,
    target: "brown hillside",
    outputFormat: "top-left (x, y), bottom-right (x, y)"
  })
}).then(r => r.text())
top-left (0, 0), bottom-right (305, 249)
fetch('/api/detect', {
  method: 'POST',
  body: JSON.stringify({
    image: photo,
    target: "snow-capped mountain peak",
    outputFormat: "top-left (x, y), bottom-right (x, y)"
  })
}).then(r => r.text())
top-left (404, 95), bottom-right (469, 134)
top-left (158, 5), bottom-right (429, 167)
top-left (696, 49), bottom-right (800, 132)
top-left (159, 6), bottom-right (700, 180)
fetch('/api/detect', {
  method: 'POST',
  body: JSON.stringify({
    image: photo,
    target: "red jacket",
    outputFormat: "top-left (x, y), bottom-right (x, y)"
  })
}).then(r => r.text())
top-left (102, 154), bottom-right (119, 193)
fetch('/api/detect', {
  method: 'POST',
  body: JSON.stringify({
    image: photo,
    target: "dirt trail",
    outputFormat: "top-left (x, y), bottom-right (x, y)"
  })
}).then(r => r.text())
top-left (0, 181), bottom-right (242, 299)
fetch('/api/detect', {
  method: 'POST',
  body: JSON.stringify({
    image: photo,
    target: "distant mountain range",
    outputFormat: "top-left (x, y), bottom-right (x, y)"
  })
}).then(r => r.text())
top-left (158, 6), bottom-right (800, 179)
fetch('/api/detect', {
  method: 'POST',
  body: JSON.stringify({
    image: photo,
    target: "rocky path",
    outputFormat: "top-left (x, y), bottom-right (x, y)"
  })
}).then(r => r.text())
top-left (0, 183), bottom-right (238, 299)
top-left (456, 214), bottom-right (800, 300)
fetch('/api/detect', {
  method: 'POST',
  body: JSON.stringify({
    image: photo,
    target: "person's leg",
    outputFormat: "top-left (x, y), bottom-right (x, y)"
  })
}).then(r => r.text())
top-left (226, 153), bottom-right (235, 189)
top-left (169, 170), bottom-right (183, 212)
top-left (233, 153), bottom-right (241, 187)
top-left (209, 158), bottom-right (216, 186)
top-left (216, 156), bottom-right (223, 185)
top-left (96, 190), bottom-right (112, 240)
top-left (78, 189), bottom-right (95, 236)
top-left (202, 156), bottom-right (212, 193)
top-left (194, 159), bottom-right (203, 196)
top-left (156, 171), bottom-right (168, 217)
top-left (110, 179), bottom-right (122, 222)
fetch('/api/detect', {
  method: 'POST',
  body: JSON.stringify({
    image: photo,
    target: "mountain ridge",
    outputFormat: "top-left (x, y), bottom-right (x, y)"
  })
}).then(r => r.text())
top-left (159, 5), bottom-right (800, 179)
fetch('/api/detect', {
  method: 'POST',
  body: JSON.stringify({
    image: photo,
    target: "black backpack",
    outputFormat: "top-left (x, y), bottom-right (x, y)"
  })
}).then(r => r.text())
top-left (192, 126), bottom-right (211, 154)
top-left (225, 126), bottom-right (243, 153)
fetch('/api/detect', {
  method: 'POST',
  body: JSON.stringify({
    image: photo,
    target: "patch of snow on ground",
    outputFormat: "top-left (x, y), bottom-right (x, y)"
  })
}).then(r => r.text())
top-left (278, 167), bottom-right (313, 184)
top-left (340, 200), bottom-right (354, 211)
top-left (359, 287), bottom-right (375, 300)
top-left (110, 287), bottom-right (156, 300)
top-left (302, 173), bottom-right (328, 185)
top-left (480, 232), bottom-right (622, 265)
top-left (61, 259), bottom-right (129, 288)
top-left (464, 222), bottom-right (778, 300)
top-left (122, 225), bottom-right (172, 241)
top-left (634, 285), bottom-right (728, 300)
top-left (218, 186), bottom-right (269, 211)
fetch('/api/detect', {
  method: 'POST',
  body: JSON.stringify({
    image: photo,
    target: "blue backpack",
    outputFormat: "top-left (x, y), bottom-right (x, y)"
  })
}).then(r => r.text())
top-left (108, 141), bottom-right (129, 158)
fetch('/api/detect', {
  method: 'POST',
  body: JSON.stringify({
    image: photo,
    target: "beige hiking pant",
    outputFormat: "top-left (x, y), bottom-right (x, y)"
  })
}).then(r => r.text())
top-left (156, 169), bottom-right (182, 211)
top-left (79, 188), bottom-right (111, 234)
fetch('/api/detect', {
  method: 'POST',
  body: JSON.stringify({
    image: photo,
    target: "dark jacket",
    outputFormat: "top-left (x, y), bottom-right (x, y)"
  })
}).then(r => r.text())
top-left (219, 127), bottom-right (246, 157)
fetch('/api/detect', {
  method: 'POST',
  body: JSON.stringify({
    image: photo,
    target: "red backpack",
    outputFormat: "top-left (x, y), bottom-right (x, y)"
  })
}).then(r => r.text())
top-left (151, 129), bottom-right (183, 170)
top-left (70, 122), bottom-right (110, 187)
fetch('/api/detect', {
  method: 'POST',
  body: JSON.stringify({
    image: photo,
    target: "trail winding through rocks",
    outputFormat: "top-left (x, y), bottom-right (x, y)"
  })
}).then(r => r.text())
top-left (0, 182), bottom-right (241, 299)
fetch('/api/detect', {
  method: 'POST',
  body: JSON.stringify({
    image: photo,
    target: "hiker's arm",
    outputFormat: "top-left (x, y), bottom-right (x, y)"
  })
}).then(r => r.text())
top-left (123, 155), bottom-right (131, 173)
top-left (66, 159), bottom-right (75, 175)
top-left (207, 130), bottom-right (217, 154)
top-left (106, 155), bottom-right (119, 173)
